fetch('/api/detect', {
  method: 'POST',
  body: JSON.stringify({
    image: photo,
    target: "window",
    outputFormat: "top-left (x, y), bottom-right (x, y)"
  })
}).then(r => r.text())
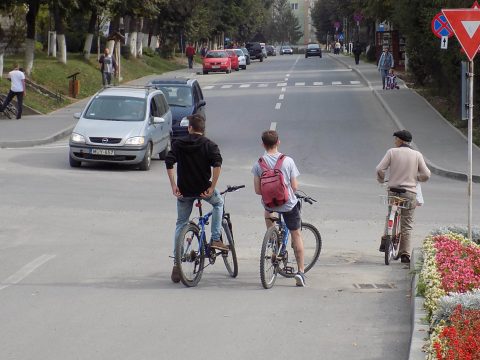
top-left (291, 3), bottom-right (298, 10)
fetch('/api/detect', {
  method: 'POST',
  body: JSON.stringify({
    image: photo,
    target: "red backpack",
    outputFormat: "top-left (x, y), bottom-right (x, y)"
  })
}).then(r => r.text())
top-left (258, 154), bottom-right (289, 208)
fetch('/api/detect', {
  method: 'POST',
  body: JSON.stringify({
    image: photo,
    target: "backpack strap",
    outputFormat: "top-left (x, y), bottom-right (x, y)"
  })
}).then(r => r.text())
top-left (273, 154), bottom-right (286, 170)
top-left (258, 157), bottom-right (270, 172)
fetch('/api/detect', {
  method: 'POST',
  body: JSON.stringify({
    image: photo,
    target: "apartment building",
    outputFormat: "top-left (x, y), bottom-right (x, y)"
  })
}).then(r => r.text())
top-left (289, 0), bottom-right (316, 45)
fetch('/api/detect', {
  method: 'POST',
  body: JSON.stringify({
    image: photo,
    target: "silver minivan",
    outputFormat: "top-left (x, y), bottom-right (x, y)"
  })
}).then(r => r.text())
top-left (69, 86), bottom-right (172, 171)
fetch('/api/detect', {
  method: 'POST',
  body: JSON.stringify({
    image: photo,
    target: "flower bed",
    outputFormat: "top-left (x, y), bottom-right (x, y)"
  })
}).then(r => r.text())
top-left (419, 229), bottom-right (480, 359)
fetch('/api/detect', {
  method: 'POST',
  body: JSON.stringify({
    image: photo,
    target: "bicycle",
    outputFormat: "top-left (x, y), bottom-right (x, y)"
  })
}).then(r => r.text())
top-left (175, 185), bottom-right (245, 287)
top-left (0, 94), bottom-right (17, 119)
top-left (380, 187), bottom-right (410, 265)
top-left (260, 191), bottom-right (322, 289)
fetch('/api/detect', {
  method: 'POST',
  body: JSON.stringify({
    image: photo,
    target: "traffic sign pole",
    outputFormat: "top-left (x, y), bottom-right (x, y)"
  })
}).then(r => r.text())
top-left (468, 60), bottom-right (474, 240)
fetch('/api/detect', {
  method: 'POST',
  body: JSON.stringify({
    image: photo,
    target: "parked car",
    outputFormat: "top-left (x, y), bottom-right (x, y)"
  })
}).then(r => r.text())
top-left (232, 48), bottom-right (247, 69)
top-left (241, 47), bottom-right (251, 65)
top-left (69, 86), bottom-right (172, 171)
top-left (245, 42), bottom-right (265, 62)
top-left (147, 78), bottom-right (206, 139)
top-left (202, 50), bottom-right (232, 74)
top-left (280, 45), bottom-right (293, 55)
top-left (266, 45), bottom-right (276, 56)
top-left (226, 49), bottom-right (240, 71)
top-left (305, 43), bottom-right (322, 58)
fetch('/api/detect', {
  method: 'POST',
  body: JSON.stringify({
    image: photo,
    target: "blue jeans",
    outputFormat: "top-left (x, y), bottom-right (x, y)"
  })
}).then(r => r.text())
top-left (380, 69), bottom-right (389, 89)
top-left (173, 189), bottom-right (224, 255)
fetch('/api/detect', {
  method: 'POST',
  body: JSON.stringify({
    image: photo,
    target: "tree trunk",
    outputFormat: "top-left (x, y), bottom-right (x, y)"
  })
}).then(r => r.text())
top-left (137, 18), bottom-right (144, 57)
top-left (83, 9), bottom-right (97, 60)
top-left (57, 34), bottom-right (67, 64)
top-left (53, 3), bottom-right (67, 64)
top-left (107, 15), bottom-right (120, 53)
top-left (129, 16), bottom-right (138, 58)
top-left (25, 0), bottom-right (40, 75)
top-left (0, 52), bottom-right (4, 79)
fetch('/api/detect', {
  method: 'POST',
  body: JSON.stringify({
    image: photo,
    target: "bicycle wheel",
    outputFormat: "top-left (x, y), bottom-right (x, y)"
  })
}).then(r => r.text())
top-left (221, 219), bottom-right (238, 278)
top-left (175, 223), bottom-right (205, 287)
top-left (278, 222), bottom-right (322, 278)
top-left (384, 235), bottom-right (393, 265)
top-left (260, 226), bottom-right (281, 289)
top-left (392, 215), bottom-right (402, 260)
top-left (5, 104), bottom-right (17, 119)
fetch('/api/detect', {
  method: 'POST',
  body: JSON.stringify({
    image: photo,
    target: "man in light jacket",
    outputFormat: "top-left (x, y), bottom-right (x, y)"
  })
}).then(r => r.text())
top-left (378, 45), bottom-right (394, 89)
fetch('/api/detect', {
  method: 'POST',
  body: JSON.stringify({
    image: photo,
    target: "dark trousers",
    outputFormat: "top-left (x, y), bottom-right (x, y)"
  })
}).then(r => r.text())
top-left (187, 56), bottom-right (193, 69)
top-left (102, 72), bottom-right (113, 86)
top-left (354, 53), bottom-right (360, 64)
top-left (1, 90), bottom-right (23, 119)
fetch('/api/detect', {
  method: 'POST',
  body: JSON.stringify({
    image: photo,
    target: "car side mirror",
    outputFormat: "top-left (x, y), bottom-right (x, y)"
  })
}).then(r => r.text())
top-left (73, 112), bottom-right (81, 119)
top-left (198, 100), bottom-right (206, 108)
top-left (153, 116), bottom-right (165, 124)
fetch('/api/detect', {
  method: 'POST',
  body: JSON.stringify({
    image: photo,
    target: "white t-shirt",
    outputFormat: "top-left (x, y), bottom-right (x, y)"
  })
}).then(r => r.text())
top-left (252, 152), bottom-right (300, 212)
top-left (9, 70), bottom-right (25, 92)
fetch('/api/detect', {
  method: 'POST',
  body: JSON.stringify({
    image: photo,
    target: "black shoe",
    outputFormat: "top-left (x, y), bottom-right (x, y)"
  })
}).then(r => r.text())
top-left (171, 265), bottom-right (181, 283)
top-left (400, 254), bottom-right (410, 263)
top-left (379, 236), bottom-right (387, 252)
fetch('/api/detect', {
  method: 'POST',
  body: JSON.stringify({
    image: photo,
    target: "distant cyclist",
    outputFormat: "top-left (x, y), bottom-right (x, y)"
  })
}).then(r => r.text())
top-left (165, 114), bottom-right (227, 283)
top-left (376, 130), bottom-right (431, 263)
top-left (252, 130), bottom-right (306, 287)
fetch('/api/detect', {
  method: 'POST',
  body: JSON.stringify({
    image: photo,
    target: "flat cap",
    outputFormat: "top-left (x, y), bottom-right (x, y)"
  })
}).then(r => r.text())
top-left (393, 130), bottom-right (412, 142)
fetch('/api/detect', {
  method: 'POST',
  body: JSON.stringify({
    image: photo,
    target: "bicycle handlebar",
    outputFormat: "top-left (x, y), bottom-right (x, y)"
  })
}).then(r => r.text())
top-left (295, 191), bottom-right (317, 205)
top-left (220, 185), bottom-right (245, 195)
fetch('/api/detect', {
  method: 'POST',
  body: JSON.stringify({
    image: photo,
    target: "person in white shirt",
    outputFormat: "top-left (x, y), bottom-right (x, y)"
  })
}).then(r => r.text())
top-left (0, 64), bottom-right (25, 119)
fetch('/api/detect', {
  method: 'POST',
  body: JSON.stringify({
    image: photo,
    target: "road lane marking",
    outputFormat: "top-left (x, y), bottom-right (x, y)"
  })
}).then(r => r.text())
top-left (279, 94), bottom-right (284, 100)
top-left (270, 122), bottom-right (277, 130)
top-left (221, 85), bottom-right (232, 89)
top-left (314, 82), bottom-right (324, 86)
top-left (277, 83), bottom-right (287, 87)
top-left (0, 254), bottom-right (56, 291)
top-left (203, 86), bottom-right (214, 90)
top-left (295, 82), bottom-right (305, 86)
top-left (350, 81), bottom-right (361, 85)
top-left (239, 84), bottom-right (250, 88)
top-left (332, 81), bottom-right (342, 85)
top-left (275, 103), bottom-right (281, 110)
top-left (281, 87), bottom-right (286, 92)
top-left (258, 84), bottom-right (268, 88)
top-left (286, 74), bottom-right (290, 77)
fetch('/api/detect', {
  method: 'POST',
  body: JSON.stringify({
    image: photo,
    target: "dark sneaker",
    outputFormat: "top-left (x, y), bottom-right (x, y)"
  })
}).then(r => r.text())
top-left (295, 272), bottom-right (306, 287)
top-left (211, 240), bottom-right (229, 251)
top-left (171, 265), bottom-right (181, 283)
top-left (400, 254), bottom-right (410, 263)
top-left (379, 236), bottom-right (387, 252)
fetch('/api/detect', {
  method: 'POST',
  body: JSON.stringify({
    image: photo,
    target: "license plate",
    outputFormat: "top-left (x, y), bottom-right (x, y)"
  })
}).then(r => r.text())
top-left (212, 65), bottom-right (220, 69)
top-left (91, 148), bottom-right (115, 156)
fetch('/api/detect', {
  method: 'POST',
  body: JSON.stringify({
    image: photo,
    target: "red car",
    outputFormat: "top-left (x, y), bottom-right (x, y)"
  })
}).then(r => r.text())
top-left (226, 49), bottom-right (240, 71)
top-left (202, 50), bottom-right (232, 74)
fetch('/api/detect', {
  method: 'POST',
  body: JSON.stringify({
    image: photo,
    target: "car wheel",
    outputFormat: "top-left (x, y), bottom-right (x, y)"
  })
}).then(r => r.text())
top-left (159, 136), bottom-right (171, 160)
top-left (226, 68), bottom-right (231, 74)
top-left (139, 142), bottom-right (152, 171)
top-left (260, 57), bottom-right (263, 62)
top-left (241, 65), bottom-right (246, 70)
top-left (203, 70), bottom-right (208, 75)
top-left (235, 67), bottom-right (239, 71)
top-left (69, 154), bottom-right (81, 168)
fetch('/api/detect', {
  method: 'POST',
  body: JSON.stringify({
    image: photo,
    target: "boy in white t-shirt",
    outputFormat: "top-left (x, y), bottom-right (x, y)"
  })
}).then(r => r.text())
top-left (0, 63), bottom-right (25, 119)
top-left (252, 130), bottom-right (306, 287)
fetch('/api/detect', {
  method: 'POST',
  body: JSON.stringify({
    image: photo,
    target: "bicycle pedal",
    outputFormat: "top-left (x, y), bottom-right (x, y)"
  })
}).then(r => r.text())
top-left (283, 266), bottom-right (294, 275)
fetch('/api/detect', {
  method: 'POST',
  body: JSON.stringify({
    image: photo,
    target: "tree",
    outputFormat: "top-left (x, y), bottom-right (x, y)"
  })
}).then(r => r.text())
top-left (269, 0), bottom-right (302, 44)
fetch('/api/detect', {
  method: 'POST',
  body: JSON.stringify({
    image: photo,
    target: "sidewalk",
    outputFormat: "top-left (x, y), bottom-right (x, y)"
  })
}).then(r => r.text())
top-left (329, 53), bottom-right (480, 182)
top-left (0, 66), bottom-right (198, 148)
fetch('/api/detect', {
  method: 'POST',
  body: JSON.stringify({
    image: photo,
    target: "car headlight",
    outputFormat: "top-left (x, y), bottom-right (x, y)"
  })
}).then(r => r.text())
top-left (180, 117), bottom-right (189, 127)
top-left (125, 136), bottom-right (145, 145)
top-left (70, 133), bottom-right (85, 144)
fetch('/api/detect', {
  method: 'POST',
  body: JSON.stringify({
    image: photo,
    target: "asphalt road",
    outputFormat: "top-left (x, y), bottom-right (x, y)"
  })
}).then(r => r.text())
top-left (1, 54), bottom-right (479, 360)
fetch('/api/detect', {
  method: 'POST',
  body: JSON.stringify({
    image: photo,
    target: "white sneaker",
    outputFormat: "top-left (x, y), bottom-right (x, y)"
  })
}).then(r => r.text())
top-left (295, 272), bottom-right (306, 287)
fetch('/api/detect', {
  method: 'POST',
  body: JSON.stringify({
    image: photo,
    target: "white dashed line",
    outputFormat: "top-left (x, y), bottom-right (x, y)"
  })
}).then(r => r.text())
top-left (275, 103), bottom-right (282, 110)
top-left (221, 85), bottom-right (232, 89)
top-left (313, 82), bottom-right (324, 86)
top-left (258, 84), bottom-right (268, 88)
top-left (350, 81), bottom-right (361, 85)
top-left (203, 86), bottom-right (214, 90)
top-left (0, 254), bottom-right (56, 291)
top-left (281, 87), bottom-right (286, 92)
top-left (270, 122), bottom-right (277, 130)
top-left (277, 83), bottom-right (288, 87)
top-left (332, 81), bottom-right (342, 85)
top-left (295, 82), bottom-right (305, 86)
top-left (286, 74), bottom-right (290, 77)
top-left (279, 94), bottom-right (284, 100)
top-left (239, 84), bottom-right (250, 88)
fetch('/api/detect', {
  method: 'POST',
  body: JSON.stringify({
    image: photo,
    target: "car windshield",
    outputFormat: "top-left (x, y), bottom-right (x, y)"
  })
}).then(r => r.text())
top-left (206, 51), bottom-right (227, 58)
top-left (308, 44), bottom-right (320, 49)
top-left (156, 86), bottom-right (192, 107)
top-left (84, 96), bottom-right (146, 121)
top-left (234, 49), bottom-right (243, 56)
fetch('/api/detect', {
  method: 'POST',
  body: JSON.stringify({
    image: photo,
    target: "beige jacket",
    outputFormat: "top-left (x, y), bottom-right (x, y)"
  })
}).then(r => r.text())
top-left (376, 146), bottom-right (431, 193)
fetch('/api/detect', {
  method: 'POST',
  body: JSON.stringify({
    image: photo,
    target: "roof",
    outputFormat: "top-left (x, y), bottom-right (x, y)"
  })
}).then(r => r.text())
top-left (96, 86), bottom-right (161, 98)
top-left (147, 78), bottom-right (197, 87)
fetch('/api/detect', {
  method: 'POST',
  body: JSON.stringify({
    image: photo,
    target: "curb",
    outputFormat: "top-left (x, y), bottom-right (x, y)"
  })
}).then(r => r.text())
top-left (0, 124), bottom-right (74, 148)
top-left (328, 54), bottom-right (480, 183)
top-left (409, 248), bottom-right (428, 360)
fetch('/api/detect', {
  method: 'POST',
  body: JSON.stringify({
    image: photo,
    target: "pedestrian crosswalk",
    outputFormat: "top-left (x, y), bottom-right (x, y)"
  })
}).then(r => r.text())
top-left (203, 80), bottom-right (362, 90)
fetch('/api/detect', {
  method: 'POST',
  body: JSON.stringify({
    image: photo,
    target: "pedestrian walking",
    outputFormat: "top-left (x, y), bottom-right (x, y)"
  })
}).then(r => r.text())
top-left (99, 48), bottom-right (117, 86)
top-left (334, 41), bottom-right (341, 55)
top-left (252, 130), bottom-right (307, 287)
top-left (165, 114), bottom-right (226, 283)
top-left (0, 63), bottom-right (25, 119)
top-left (353, 42), bottom-right (362, 65)
top-left (377, 45), bottom-right (394, 89)
top-left (200, 43), bottom-right (208, 58)
top-left (376, 130), bottom-right (431, 264)
top-left (185, 43), bottom-right (196, 69)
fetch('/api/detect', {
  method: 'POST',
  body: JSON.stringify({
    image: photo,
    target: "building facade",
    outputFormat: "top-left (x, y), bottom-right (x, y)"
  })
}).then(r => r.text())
top-left (289, 0), bottom-right (316, 45)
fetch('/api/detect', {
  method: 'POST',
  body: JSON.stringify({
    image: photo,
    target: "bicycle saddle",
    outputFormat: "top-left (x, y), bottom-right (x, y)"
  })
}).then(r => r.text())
top-left (389, 187), bottom-right (406, 194)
